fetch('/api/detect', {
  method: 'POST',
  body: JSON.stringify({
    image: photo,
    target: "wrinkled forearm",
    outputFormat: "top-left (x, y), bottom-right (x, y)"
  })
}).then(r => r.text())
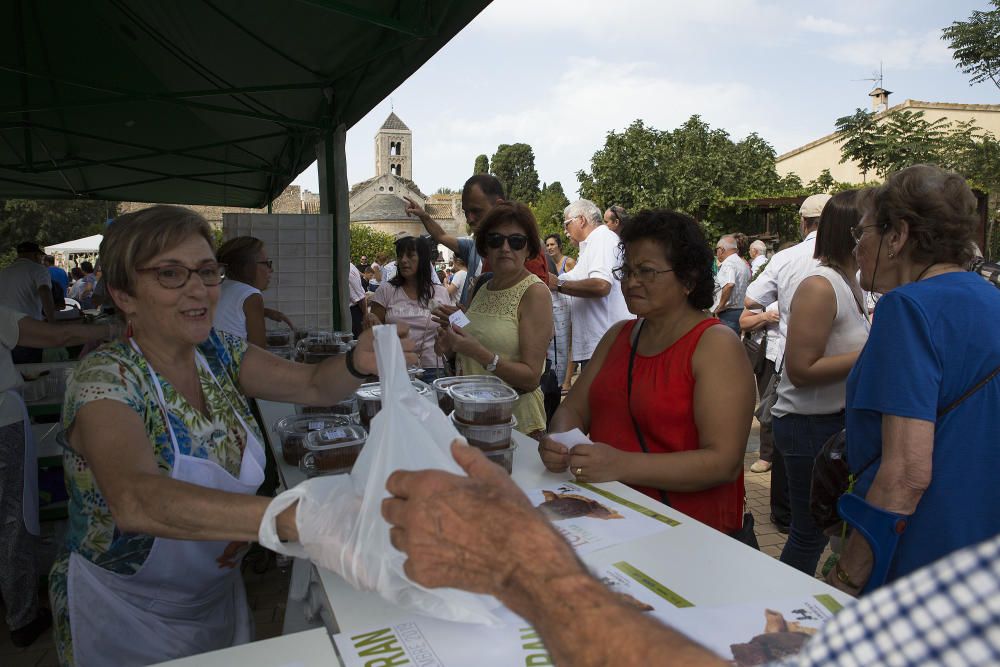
top-left (500, 530), bottom-right (723, 667)
top-left (559, 278), bottom-right (611, 298)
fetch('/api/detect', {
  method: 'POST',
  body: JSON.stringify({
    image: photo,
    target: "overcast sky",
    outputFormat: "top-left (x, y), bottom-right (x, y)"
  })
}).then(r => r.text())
top-left (292, 0), bottom-right (997, 200)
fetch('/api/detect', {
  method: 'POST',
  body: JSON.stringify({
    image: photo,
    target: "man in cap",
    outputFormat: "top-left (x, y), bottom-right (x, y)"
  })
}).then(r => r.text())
top-left (0, 242), bottom-right (57, 363)
top-left (742, 193), bottom-right (832, 530)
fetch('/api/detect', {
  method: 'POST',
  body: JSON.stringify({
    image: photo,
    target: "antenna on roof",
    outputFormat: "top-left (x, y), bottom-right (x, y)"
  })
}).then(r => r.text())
top-left (852, 62), bottom-right (890, 112)
top-left (390, 97), bottom-right (394, 112)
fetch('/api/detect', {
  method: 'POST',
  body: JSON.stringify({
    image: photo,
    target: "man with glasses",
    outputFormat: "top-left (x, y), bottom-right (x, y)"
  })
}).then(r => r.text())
top-left (711, 235), bottom-right (751, 334)
top-left (742, 193), bottom-right (831, 532)
top-left (555, 199), bottom-right (632, 370)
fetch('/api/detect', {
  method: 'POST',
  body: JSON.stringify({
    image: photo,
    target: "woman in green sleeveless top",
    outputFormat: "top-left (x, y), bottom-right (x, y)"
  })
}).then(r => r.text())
top-left (436, 202), bottom-right (553, 438)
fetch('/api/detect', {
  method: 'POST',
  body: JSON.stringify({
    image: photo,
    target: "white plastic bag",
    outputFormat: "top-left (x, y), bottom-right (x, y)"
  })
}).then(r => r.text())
top-left (259, 325), bottom-right (502, 625)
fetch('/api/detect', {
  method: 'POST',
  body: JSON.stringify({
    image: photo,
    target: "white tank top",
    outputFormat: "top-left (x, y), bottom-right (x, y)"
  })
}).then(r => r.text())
top-left (772, 266), bottom-right (870, 417)
top-left (212, 279), bottom-right (261, 340)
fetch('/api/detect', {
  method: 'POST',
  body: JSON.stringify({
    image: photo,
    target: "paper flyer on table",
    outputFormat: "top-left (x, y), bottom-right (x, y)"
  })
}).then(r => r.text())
top-left (596, 561), bottom-right (843, 666)
top-left (333, 612), bottom-right (551, 667)
top-left (523, 481), bottom-right (678, 555)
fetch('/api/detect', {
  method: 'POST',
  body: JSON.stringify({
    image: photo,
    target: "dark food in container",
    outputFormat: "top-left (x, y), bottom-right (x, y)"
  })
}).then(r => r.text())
top-left (297, 396), bottom-right (359, 421)
top-left (301, 425), bottom-right (368, 475)
top-left (266, 330), bottom-right (291, 347)
top-left (484, 441), bottom-right (518, 474)
top-left (274, 414), bottom-right (352, 466)
top-left (355, 380), bottom-right (433, 430)
top-left (450, 382), bottom-right (519, 425)
top-left (450, 412), bottom-right (517, 451)
top-left (432, 375), bottom-right (503, 414)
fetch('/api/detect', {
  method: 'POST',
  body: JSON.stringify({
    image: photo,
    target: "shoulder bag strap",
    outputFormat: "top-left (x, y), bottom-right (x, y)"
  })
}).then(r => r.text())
top-left (627, 319), bottom-right (670, 507)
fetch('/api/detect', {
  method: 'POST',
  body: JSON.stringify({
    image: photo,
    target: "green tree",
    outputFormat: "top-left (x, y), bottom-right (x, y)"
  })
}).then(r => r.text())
top-left (490, 143), bottom-right (540, 204)
top-left (807, 169), bottom-right (837, 194)
top-left (473, 154), bottom-right (489, 175)
top-left (349, 224), bottom-right (395, 265)
top-left (943, 0), bottom-right (1000, 91)
top-left (529, 182), bottom-right (574, 257)
top-left (0, 199), bottom-right (117, 257)
top-left (834, 109), bottom-right (883, 179)
top-left (577, 116), bottom-right (781, 216)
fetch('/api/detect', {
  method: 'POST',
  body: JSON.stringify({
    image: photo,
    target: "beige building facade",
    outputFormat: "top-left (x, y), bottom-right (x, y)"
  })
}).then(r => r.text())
top-left (776, 97), bottom-right (1000, 184)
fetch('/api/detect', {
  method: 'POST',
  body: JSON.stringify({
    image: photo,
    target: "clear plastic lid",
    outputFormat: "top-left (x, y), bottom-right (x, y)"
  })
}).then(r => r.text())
top-left (274, 414), bottom-right (352, 435)
top-left (304, 425), bottom-right (368, 451)
top-left (432, 375), bottom-right (503, 393)
top-left (449, 382), bottom-right (518, 403)
top-left (356, 380), bottom-right (432, 401)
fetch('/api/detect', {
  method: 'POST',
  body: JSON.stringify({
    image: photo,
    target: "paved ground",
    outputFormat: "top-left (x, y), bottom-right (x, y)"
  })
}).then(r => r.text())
top-left (3, 421), bottom-right (828, 664)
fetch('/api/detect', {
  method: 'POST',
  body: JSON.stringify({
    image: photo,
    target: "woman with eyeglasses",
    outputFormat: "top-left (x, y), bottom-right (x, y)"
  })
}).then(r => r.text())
top-left (213, 236), bottom-right (293, 347)
top-left (49, 206), bottom-right (417, 666)
top-left (538, 209), bottom-right (756, 539)
top-left (830, 165), bottom-right (1000, 594)
top-left (770, 189), bottom-right (870, 576)
top-left (436, 202), bottom-right (553, 439)
top-left (369, 234), bottom-right (451, 382)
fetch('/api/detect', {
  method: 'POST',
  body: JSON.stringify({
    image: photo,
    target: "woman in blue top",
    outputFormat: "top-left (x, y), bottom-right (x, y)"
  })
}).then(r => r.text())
top-left (832, 164), bottom-right (1000, 594)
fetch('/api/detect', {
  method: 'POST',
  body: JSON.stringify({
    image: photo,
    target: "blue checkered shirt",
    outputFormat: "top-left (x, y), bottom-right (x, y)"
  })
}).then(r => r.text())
top-left (773, 532), bottom-right (1000, 666)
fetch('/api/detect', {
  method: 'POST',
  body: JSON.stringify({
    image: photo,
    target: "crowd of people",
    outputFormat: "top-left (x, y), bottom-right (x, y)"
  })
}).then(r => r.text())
top-left (2, 163), bottom-right (999, 664)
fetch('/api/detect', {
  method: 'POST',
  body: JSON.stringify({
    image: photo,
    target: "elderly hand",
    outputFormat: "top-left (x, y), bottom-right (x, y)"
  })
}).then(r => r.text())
top-left (431, 303), bottom-right (460, 329)
top-left (382, 441), bottom-right (580, 598)
top-left (352, 323), bottom-right (418, 375)
top-left (763, 310), bottom-right (780, 324)
top-left (538, 435), bottom-right (571, 473)
top-left (568, 442), bottom-right (630, 483)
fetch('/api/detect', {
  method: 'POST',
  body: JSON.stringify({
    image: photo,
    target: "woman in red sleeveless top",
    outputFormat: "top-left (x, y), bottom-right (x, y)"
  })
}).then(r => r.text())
top-left (539, 210), bottom-right (755, 535)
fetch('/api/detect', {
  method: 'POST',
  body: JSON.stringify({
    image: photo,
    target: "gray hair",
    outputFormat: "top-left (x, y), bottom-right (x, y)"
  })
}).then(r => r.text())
top-left (564, 199), bottom-right (603, 227)
top-left (750, 240), bottom-right (767, 255)
top-left (718, 235), bottom-right (738, 250)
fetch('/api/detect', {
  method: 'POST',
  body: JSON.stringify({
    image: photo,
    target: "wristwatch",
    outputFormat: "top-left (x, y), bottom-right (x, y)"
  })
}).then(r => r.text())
top-left (557, 276), bottom-right (567, 294)
top-left (485, 353), bottom-right (500, 372)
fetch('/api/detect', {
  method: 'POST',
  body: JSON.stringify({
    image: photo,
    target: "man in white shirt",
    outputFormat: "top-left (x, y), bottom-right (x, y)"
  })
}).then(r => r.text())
top-left (743, 193), bottom-right (831, 529)
top-left (749, 240), bottom-right (768, 274)
top-left (0, 242), bottom-right (57, 363)
top-left (555, 199), bottom-right (633, 367)
top-left (712, 234), bottom-right (751, 334)
top-left (348, 261), bottom-right (368, 338)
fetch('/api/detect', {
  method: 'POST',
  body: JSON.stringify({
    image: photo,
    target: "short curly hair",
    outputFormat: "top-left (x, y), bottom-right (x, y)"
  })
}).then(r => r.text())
top-left (618, 209), bottom-right (715, 310)
top-left (474, 201), bottom-right (542, 260)
top-left (870, 164), bottom-right (978, 267)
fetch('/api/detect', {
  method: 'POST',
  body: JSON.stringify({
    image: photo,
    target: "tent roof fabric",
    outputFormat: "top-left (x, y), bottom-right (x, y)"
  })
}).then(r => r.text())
top-left (44, 234), bottom-right (103, 254)
top-left (1, 1), bottom-right (490, 208)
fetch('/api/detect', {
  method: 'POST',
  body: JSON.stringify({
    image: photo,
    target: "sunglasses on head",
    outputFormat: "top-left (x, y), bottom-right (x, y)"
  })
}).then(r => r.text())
top-left (485, 232), bottom-right (528, 251)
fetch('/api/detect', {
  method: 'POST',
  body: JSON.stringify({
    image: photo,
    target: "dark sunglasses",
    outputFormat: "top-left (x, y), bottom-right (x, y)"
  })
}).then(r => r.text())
top-left (485, 232), bottom-right (528, 251)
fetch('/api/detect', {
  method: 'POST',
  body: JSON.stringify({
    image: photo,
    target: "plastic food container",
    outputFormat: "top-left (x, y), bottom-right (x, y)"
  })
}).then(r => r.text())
top-left (296, 396), bottom-right (359, 422)
top-left (300, 425), bottom-right (368, 476)
top-left (432, 375), bottom-right (504, 414)
top-left (21, 377), bottom-right (47, 402)
top-left (295, 336), bottom-right (349, 364)
top-left (450, 412), bottom-right (518, 451)
top-left (484, 440), bottom-right (518, 475)
top-left (355, 380), bottom-right (434, 430)
top-left (450, 382), bottom-right (519, 425)
top-left (265, 326), bottom-right (292, 347)
top-left (274, 414), bottom-right (352, 466)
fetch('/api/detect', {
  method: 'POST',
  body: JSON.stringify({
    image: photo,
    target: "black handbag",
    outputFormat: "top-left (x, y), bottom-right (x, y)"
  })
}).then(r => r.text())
top-left (743, 332), bottom-right (768, 377)
top-left (628, 320), bottom-right (758, 549)
top-left (810, 362), bottom-right (1000, 531)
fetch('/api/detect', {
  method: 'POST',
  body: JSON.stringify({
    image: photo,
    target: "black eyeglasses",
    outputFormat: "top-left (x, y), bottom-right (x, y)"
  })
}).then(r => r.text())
top-left (485, 233), bottom-right (528, 251)
top-left (850, 224), bottom-right (883, 244)
top-left (613, 265), bottom-right (675, 283)
top-left (257, 260), bottom-right (273, 269)
top-left (136, 263), bottom-right (226, 289)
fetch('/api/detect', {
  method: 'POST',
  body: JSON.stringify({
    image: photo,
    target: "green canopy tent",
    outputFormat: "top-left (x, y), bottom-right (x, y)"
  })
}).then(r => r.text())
top-left (1, 0), bottom-right (491, 324)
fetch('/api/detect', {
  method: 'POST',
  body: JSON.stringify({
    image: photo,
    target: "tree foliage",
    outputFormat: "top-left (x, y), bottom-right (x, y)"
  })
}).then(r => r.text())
top-left (529, 182), bottom-right (575, 258)
top-left (473, 154), bottom-right (489, 175)
top-left (576, 116), bottom-right (782, 216)
top-left (490, 143), bottom-right (540, 204)
top-left (0, 199), bottom-right (117, 258)
top-left (834, 108), bottom-right (1000, 191)
top-left (943, 0), bottom-right (1000, 90)
top-left (349, 223), bottom-right (395, 264)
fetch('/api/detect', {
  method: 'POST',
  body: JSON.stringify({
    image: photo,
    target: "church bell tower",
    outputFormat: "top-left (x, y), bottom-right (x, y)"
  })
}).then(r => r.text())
top-left (375, 112), bottom-right (412, 180)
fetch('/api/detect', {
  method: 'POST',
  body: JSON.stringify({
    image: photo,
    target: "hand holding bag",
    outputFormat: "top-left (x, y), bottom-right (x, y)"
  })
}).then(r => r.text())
top-left (259, 325), bottom-right (502, 625)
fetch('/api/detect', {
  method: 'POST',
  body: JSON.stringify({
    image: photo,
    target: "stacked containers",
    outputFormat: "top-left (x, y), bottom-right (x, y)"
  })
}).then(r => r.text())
top-left (274, 414), bottom-right (353, 466)
top-left (448, 382), bottom-right (520, 473)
